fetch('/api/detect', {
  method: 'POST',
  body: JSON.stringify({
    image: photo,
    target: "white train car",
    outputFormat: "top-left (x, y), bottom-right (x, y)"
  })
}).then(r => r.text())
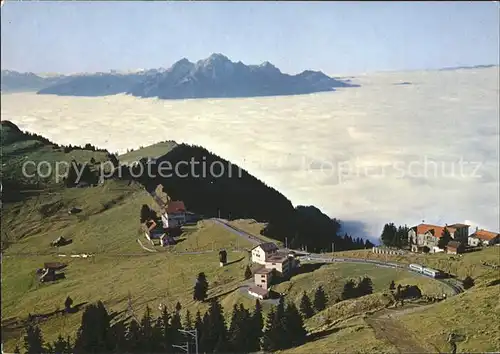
top-left (422, 267), bottom-right (443, 278)
top-left (409, 263), bottom-right (424, 273)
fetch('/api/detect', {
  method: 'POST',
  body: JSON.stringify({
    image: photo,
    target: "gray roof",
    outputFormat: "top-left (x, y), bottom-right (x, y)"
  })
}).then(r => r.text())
top-left (248, 286), bottom-right (269, 296)
top-left (253, 242), bottom-right (279, 252)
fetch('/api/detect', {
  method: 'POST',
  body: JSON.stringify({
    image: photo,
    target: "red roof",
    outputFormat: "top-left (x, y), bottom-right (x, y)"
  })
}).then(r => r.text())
top-left (165, 201), bottom-right (186, 213)
top-left (416, 224), bottom-right (456, 238)
top-left (472, 229), bottom-right (500, 241)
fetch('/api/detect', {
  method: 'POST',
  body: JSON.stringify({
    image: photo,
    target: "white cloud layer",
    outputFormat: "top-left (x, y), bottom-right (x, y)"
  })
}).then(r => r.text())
top-left (2, 67), bottom-right (499, 240)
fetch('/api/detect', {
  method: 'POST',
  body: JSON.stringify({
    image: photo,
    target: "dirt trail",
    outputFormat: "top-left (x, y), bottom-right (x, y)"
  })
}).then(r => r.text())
top-left (365, 305), bottom-right (436, 353)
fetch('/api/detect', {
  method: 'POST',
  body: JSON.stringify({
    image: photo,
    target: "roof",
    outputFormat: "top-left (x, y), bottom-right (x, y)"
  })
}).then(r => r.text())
top-left (472, 229), bottom-right (500, 241)
top-left (447, 241), bottom-right (462, 249)
top-left (165, 201), bottom-right (186, 213)
top-left (248, 286), bottom-right (269, 296)
top-left (267, 254), bottom-right (289, 263)
top-left (255, 267), bottom-right (274, 275)
top-left (415, 224), bottom-right (456, 238)
top-left (447, 223), bottom-right (470, 228)
top-left (253, 242), bottom-right (279, 252)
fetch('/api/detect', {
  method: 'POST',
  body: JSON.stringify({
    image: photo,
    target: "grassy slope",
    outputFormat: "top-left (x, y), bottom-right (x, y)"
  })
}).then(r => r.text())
top-left (399, 283), bottom-right (500, 352)
top-left (2, 134), bottom-right (499, 353)
top-left (331, 247), bottom-right (500, 282)
top-left (118, 141), bottom-right (177, 165)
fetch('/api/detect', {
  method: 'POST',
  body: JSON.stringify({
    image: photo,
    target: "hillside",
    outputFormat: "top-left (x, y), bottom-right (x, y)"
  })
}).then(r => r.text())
top-left (1, 122), bottom-right (498, 353)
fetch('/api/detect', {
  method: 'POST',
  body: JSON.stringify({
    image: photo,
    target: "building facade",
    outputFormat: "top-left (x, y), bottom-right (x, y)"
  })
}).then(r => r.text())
top-left (408, 223), bottom-right (470, 252)
top-left (251, 242), bottom-right (279, 265)
top-left (469, 229), bottom-right (500, 246)
top-left (254, 267), bottom-right (274, 289)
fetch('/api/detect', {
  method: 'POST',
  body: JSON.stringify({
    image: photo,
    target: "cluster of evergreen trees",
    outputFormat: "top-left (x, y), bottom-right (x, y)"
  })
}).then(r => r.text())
top-left (341, 277), bottom-right (374, 300)
top-left (61, 143), bottom-right (108, 153)
top-left (20, 296), bottom-right (310, 354)
top-left (298, 285), bottom-right (328, 319)
top-left (380, 223), bottom-right (410, 248)
top-left (64, 160), bottom-right (99, 187)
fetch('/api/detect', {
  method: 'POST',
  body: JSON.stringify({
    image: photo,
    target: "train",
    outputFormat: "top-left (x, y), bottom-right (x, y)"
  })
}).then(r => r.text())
top-left (409, 263), bottom-right (444, 278)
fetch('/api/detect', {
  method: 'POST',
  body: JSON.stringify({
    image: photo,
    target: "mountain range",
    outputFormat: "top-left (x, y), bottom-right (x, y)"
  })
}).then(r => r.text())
top-left (1, 54), bottom-right (358, 99)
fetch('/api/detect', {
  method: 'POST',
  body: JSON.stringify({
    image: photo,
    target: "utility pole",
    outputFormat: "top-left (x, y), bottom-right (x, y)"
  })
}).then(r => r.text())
top-left (172, 343), bottom-right (189, 354)
top-left (173, 329), bottom-right (198, 354)
top-left (285, 237), bottom-right (288, 249)
top-left (332, 242), bottom-right (335, 254)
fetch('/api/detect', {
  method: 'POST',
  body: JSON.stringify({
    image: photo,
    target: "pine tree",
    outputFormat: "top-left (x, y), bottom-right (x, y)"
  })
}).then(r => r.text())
top-left (438, 227), bottom-right (452, 249)
top-left (358, 276), bottom-right (374, 296)
top-left (262, 307), bottom-right (278, 352)
top-left (126, 319), bottom-right (142, 353)
top-left (175, 301), bottom-right (182, 313)
top-left (50, 334), bottom-right (72, 354)
top-left (64, 296), bottom-right (73, 313)
top-left (73, 301), bottom-right (112, 353)
top-left (341, 279), bottom-right (357, 300)
top-left (299, 291), bottom-right (315, 318)
top-left (23, 323), bottom-right (45, 354)
top-left (139, 305), bottom-right (154, 352)
top-left (194, 311), bottom-right (204, 353)
top-left (313, 285), bottom-right (328, 311)
top-left (389, 280), bottom-right (396, 292)
top-left (184, 309), bottom-right (193, 330)
top-left (109, 321), bottom-right (127, 353)
top-left (193, 272), bottom-right (209, 302)
top-left (380, 223), bottom-right (397, 247)
top-left (228, 304), bottom-right (247, 353)
top-left (170, 310), bottom-right (183, 350)
top-left (244, 265), bottom-right (253, 280)
top-left (65, 160), bottom-right (79, 187)
top-left (248, 299), bottom-right (263, 352)
top-left (156, 306), bottom-right (172, 353)
top-left (283, 302), bottom-right (307, 348)
top-left (200, 299), bottom-right (227, 353)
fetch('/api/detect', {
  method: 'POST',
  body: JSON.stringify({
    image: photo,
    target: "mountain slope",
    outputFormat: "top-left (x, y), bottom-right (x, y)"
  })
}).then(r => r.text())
top-left (26, 54), bottom-right (357, 99)
top-left (128, 53), bottom-right (358, 99)
top-left (0, 70), bottom-right (66, 92)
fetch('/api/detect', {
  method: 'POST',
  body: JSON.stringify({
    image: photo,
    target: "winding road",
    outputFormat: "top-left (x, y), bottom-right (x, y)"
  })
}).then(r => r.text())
top-left (211, 218), bottom-right (463, 296)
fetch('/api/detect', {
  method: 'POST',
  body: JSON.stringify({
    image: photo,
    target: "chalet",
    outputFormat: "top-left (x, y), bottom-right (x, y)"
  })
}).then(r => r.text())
top-left (408, 223), bottom-right (470, 252)
top-left (248, 286), bottom-right (269, 300)
top-left (446, 241), bottom-right (464, 255)
top-left (254, 267), bottom-right (274, 289)
top-left (469, 229), bottom-right (500, 246)
top-left (251, 242), bottom-right (279, 265)
top-left (161, 201), bottom-right (187, 229)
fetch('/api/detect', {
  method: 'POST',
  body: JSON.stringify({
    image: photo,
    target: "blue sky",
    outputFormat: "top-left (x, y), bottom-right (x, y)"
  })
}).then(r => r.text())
top-left (1, 1), bottom-right (499, 75)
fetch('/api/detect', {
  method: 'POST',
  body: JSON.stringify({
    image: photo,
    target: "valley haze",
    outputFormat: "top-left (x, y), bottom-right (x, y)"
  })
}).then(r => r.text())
top-left (1, 66), bottom-right (498, 241)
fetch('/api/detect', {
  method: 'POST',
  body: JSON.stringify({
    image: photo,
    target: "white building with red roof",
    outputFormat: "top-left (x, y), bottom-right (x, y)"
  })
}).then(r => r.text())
top-left (468, 228), bottom-right (500, 246)
top-left (408, 222), bottom-right (470, 252)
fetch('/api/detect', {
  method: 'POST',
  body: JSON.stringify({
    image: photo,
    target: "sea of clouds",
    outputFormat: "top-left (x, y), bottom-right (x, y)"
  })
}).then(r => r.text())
top-left (2, 67), bottom-right (499, 240)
